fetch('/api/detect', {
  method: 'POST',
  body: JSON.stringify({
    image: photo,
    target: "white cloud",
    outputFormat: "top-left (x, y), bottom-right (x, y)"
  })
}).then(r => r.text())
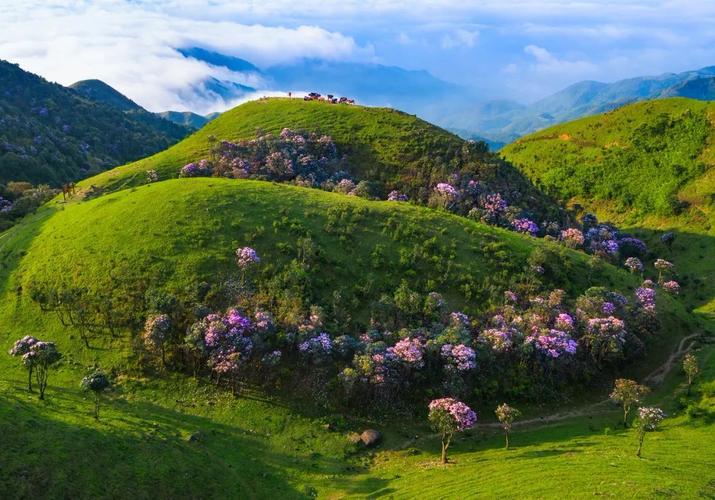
top-left (0, 1), bottom-right (373, 113)
top-left (441, 29), bottom-right (479, 49)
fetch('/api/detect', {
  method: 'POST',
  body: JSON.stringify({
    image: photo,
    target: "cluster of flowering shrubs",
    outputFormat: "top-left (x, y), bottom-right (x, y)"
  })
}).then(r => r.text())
top-left (128, 245), bottom-right (668, 412)
top-left (177, 129), bottom-right (352, 190)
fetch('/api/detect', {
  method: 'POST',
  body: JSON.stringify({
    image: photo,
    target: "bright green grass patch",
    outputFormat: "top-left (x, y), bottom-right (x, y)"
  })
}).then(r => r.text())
top-left (502, 98), bottom-right (714, 220)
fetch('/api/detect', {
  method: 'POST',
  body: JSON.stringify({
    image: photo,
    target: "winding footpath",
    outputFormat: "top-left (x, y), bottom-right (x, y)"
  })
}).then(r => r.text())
top-left (477, 333), bottom-right (702, 430)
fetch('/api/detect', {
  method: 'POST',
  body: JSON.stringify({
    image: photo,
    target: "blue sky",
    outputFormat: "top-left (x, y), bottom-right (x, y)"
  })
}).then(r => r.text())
top-left (1, 0), bottom-right (714, 110)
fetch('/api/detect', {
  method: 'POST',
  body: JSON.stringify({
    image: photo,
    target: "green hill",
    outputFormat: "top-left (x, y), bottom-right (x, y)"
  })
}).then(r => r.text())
top-left (157, 110), bottom-right (216, 129)
top-left (2, 178), bottom-right (636, 335)
top-left (70, 79), bottom-right (144, 112)
top-left (0, 177), bottom-right (711, 497)
top-left (0, 60), bottom-right (188, 185)
top-left (83, 99), bottom-right (554, 212)
top-left (70, 79), bottom-right (193, 140)
top-left (501, 97), bottom-right (715, 320)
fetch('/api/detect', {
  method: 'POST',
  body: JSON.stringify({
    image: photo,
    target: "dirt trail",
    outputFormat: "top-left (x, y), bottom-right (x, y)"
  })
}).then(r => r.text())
top-left (476, 333), bottom-right (702, 430)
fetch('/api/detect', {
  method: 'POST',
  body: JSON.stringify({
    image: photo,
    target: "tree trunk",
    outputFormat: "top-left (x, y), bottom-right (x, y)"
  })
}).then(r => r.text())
top-left (637, 432), bottom-right (645, 458)
top-left (27, 366), bottom-right (33, 392)
top-left (505, 430), bottom-right (510, 450)
top-left (94, 393), bottom-right (100, 420)
top-left (440, 433), bottom-right (451, 464)
top-left (623, 406), bottom-right (629, 428)
top-left (36, 368), bottom-right (47, 400)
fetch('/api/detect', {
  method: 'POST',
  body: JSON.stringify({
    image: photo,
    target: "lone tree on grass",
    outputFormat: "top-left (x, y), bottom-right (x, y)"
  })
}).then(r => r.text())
top-left (683, 353), bottom-right (700, 395)
top-left (495, 403), bottom-right (521, 449)
top-left (635, 407), bottom-right (664, 458)
top-left (81, 370), bottom-right (111, 420)
top-left (9, 335), bottom-right (39, 391)
top-left (428, 397), bottom-right (477, 464)
top-left (610, 378), bottom-right (650, 428)
top-left (26, 341), bottom-right (61, 399)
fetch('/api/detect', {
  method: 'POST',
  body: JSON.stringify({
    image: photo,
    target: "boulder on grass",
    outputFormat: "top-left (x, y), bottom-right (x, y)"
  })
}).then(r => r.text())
top-left (360, 429), bottom-right (382, 447)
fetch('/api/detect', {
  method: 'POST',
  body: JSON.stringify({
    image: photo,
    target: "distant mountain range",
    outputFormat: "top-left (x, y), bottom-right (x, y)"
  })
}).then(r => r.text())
top-left (0, 60), bottom-right (191, 185)
top-left (437, 66), bottom-right (715, 144)
top-left (170, 47), bottom-right (715, 146)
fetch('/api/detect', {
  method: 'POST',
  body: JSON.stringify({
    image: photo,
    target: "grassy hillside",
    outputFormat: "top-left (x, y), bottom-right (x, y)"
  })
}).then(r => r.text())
top-left (1, 177), bottom-right (710, 497)
top-left (2, 178), bottom-right (639, 333)
top-left (83, 99), bottom-right (544, 201)
top-left (0, 60), bottom-right (188, 185)
top-left (502, 98), bottom-right (714, 221)
top-left (502, 98), bottom-right (715, 321)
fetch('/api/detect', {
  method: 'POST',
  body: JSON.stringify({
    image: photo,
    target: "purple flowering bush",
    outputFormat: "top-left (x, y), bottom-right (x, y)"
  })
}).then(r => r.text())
top-left (428, 397), bottom-right (477, 464)
top-left (511, 218), bottom-right (539, 236)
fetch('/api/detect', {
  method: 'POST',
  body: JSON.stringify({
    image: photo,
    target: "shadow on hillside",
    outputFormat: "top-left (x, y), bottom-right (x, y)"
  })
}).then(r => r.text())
top-left (0, 206), bottom-right (58, 297)
top-left (0, 384), bottom-right (368, 499)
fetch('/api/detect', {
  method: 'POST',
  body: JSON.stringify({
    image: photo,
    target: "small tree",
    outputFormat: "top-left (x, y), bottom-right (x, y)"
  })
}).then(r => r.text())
top-left (9, 335), bottom-right (39, 391)
top-left (610, 378), bottom-right (650, 428)
top-left (25, 342), bottom-right (61, 399)
top-left (683, 353), bottom-right (700, 395)
top-left (635, 407), bottom-right (664, 458)
top-left (495, 403), bottom-right (521, 449)
top-left (81, 370), bottom-right (111, 420)
top-left (142, 314), bottom-right (171, 366)
top-left (428, 397), bottom-right (477, 464)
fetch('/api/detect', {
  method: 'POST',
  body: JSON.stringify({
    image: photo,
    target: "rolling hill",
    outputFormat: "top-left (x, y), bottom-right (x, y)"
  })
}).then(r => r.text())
top-left (0, 174), bottom-right (710, 497)
top-left (501, 97), bottom-right (715, 323)
top-left (157, 110), bottom-right (218, 129)
top-left (70, 79), bottom-right (193, 140)
top-left (0, 60), bottom-right (190, 186)
top-left (1, 88), bottom-right (712, 496)
top-left (82, 98), bottom-right (561, 219)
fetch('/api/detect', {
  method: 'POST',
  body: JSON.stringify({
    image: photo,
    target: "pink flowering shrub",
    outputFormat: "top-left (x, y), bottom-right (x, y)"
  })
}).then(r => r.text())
top-left (11, 340), bottom-right (61, 400)
top-left (236, 247), bottom-right (260, 270)
top-left (428, 397), bottom-right (477, 464)
top-left (388, 337), bottom-right (425, 367)
top-left (560, 228), bottom-right (584, 248)
top-left (662, 280), bottom-right (680, 295)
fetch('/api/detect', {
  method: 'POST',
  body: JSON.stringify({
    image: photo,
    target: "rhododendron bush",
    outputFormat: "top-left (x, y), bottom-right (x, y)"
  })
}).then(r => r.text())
top-left (118, 242), bottom-right (671, 413)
